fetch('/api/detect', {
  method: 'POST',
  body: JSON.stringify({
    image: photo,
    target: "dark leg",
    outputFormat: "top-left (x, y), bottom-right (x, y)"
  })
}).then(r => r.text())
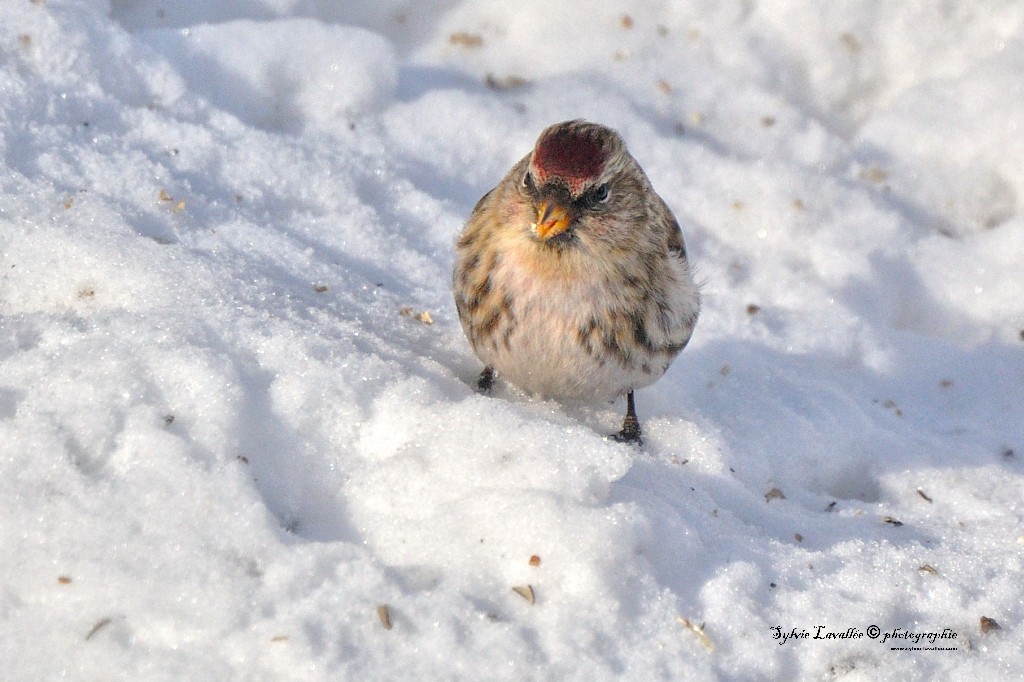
top-left (610, 390), bottom-right (643, 445)
top-left (477, 366), bottom-right (495, 393)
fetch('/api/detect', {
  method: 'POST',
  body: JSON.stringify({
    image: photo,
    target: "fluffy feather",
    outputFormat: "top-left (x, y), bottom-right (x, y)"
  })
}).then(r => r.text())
top-left (452, 120), bottom-right (700, 442)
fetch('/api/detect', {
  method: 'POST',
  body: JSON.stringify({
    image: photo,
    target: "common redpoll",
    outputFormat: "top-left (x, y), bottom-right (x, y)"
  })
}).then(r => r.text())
top-left (452, 120), bottom-right (700, 443)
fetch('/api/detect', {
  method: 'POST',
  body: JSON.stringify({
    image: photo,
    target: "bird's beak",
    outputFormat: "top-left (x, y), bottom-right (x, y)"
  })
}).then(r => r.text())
top-left (532, 201), bottom-right (571, 240)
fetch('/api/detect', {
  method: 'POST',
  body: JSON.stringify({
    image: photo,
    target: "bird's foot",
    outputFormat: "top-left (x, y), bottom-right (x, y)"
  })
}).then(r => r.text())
top-left (609, 390), bottom-right (643, 446)
top-left (609, 424), bottom-right (643, 446)
top-left (476, 366), bottom-right (495, 393)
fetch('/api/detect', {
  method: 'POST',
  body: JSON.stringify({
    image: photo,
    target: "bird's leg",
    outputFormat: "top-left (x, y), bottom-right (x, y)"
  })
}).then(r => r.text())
top-left (611, 390), bottom-right (643, 445)
top-left (477, 366), bottom-right (495, 393)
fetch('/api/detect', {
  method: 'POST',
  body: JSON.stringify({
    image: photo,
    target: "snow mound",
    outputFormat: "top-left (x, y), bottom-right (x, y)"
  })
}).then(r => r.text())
top-left (138, 19), bottom-right (397, 132)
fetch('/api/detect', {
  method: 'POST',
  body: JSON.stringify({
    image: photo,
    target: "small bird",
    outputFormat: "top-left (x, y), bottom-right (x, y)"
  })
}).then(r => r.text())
top-left (452, 120), bottom-right (700, 444)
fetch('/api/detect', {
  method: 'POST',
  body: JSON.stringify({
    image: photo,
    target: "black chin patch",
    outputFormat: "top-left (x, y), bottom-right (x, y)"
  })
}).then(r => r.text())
top-left (543, 230), bottom-right (578, 249)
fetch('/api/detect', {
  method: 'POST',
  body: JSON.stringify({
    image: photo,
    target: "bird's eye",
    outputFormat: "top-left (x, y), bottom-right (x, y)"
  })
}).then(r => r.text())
top-left (522, 171), bottom-right (535, 191)
top-left (592, 184), bottom-right (610, 204)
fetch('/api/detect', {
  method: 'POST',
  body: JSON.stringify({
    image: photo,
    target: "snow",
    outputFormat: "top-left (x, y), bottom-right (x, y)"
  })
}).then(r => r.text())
top-left (1, 0), bottom-right (1022, 679)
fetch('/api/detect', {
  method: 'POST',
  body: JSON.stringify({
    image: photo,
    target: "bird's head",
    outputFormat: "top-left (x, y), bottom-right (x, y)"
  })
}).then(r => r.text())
top-left (521, 120), bottom-right (638, 247)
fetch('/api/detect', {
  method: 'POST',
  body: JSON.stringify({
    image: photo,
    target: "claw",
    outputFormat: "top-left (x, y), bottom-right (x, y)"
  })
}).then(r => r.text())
top-left (610, 425), bottom-right (643, 446)
top-left (477, 366), bottom-right (495, 393)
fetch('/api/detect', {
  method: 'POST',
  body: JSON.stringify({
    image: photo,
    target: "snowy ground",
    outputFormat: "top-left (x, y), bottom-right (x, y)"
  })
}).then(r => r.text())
top-left (2, 1), bottom-right (1023, 679)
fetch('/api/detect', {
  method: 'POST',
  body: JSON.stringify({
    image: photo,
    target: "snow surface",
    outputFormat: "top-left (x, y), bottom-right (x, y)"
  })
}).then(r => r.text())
top-left (2, 1), bottom-right (1023, 679)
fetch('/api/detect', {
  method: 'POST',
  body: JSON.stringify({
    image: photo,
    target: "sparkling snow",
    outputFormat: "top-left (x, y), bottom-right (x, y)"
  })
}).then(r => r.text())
top-left (1, 1), bottom-right (1022, 679)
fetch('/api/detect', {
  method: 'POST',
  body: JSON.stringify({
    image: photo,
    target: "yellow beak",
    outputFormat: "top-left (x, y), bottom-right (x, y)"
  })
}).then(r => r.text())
top-left (531, 201), bottom-right (571, 240)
